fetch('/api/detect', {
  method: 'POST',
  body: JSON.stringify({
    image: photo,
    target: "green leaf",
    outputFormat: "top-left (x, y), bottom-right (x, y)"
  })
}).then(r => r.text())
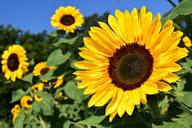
top-left (77, 115), bottom-right (106, 127)
top-left (153, 112), bottom-right (192, 128)
top-left (49, 31), bottom-right (57, 37)
top-left (38, 92), bottom-right (54, 116)
top-left (29, 59), bottom-right (35, 65)
top-left (11, 89), bottom-right (27, 103)
top-left (163, 0), bottom-right (192, 21)
top-left (14, 111), bottom-right (25, 128)
top-left (177, 91), bottom-right (192, 108)
top-left (63, 121), bottom-right (70, 128)
top-left (40, 69), bottom-right (55, 81)
top-left (64, 80), bottom-right (83, 101)
top-left (53, 37), bottom-right (77, 47)
top-left (22, 73), bottom-right (33, 84)
top-left (0, 120), bottom-right (10, 128)
top-left (47, 49), bottom-right (71, 66)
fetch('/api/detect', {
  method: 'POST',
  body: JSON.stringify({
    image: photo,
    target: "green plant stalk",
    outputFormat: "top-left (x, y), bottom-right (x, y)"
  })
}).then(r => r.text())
top-left (39, 116), bottom-right (47, 128)
top-left (147, 95), bottom-right (163, 125)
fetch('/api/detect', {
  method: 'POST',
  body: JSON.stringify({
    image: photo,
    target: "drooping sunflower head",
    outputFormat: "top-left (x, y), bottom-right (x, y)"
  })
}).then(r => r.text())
top-left (32, 83), bottom-right (44, 92)
top-left (51, 75), bottom-right (64, 88)
top-left (11, 104), bottom-right (21, 124)
top-left (34, 95), bottom-right (43, 103)
top-left (74, 6), bottom-right (188, 121)
top-left (20, 96), bottom-right (33, 108)
top-left (1, 45), bottom-right (29, 81)
top-left (51, 6), bottom-right (84, 33)
top-left (11, 104), bottom-right (21, 115)
top-left (33, 62), bottom-right (56, 76)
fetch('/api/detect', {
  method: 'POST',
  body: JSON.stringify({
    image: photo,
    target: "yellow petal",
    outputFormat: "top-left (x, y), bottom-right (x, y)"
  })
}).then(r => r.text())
top-left (141, 82), bottom-right (158, 95)
top-left (156, 81), bottom-right (172, 92)
top-left (106, 89), bottom-right (123, 115)
top-left (163, 73), bottom-right (179, 83)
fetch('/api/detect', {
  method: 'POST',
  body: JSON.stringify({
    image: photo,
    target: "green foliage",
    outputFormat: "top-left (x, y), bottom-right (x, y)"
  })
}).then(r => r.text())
top-left (64, 80), bottom-right (84, 101)
top-left (77, 115), bottom-right (106, 127)
top-left (14, 111), bottom-right (25, 128)
top-left (165, 0), bottom-right (192, 20)
top-left (11, 89), bottom-right (27, 103)
top-left (47, 49), bottom-right (71, 66)
top-left (53, 36), bottom-right (78, 47)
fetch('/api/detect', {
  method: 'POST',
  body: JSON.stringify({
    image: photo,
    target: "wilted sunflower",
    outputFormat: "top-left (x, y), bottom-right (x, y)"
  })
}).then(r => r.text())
top-left (51, 75), bottom-right (64, 88)
top-left (33, 62), bottom-right (55, 76)
top-left (74, 6), bottom-right (188, 121)
top-left (51, 6), bottom-right (84, 33)
top-left (20, 96), bottom-right (33, 108)
top-left (11, 104), bottom-right (21, 124)
top-left (1, 45), bottom-right (29, 81)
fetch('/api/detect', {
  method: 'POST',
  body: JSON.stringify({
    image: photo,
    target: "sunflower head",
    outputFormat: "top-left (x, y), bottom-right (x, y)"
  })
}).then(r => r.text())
top-left (34, 95), bottom-right (43, 103)
top-left (33, 62), bottom-right (56, 76)
top-left (32, 83), bottom-right (44, 92)
top-left (1, 45), bottom-right (29, 81)
top-left (20, 96), bottom-right (33, 108)
top-left (74, 6), bottom-right (188, 121)
top-left (51, 6), bottom-right (84, 33)
top-left (51, 75), bottom-right (64, 88)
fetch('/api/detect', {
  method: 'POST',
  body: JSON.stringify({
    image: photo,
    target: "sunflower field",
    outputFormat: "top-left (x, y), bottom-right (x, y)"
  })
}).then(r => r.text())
top-left (1, 0), bottom-right (192, 128)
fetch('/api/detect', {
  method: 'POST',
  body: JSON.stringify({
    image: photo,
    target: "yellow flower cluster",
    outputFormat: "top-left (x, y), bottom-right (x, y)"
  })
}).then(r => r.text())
top-left (32, 83), bottom-right (44, 92)
top-left (52, 75), bottom-right (64, 88)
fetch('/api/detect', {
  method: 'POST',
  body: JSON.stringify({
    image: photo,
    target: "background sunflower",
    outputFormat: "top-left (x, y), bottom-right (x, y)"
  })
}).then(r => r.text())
top-left (51, 6), bottom-right (84, 33)
top-left (1, 45), bottom-right (29, 81)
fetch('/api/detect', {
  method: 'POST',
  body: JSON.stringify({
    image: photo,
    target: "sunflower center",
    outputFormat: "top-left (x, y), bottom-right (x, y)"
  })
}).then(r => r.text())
top-left (40, 68), bottom-right (49, 75)
top-left (27, 100), bottom-right (32, 105)
top-left (7, 53), bottom-right (20, 71)
top-left (60, 15), bottom-right (75, 26)
top-left (108, 43), bottom-right (153, 91)
top-left (51, 78), bottom-right (57, 84)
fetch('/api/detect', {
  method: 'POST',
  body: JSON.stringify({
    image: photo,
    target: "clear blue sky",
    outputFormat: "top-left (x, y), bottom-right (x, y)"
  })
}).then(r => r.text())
top-left (0, 0), bottom-right (178, 33)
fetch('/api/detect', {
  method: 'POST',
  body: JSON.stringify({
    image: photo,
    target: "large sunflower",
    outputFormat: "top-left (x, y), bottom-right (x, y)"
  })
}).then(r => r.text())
top-left (1, 45), bottom-right (29, 81)
top-left (33, 62), bottom-right (55, 76)
top-left (51, 6), bottom-right (84, 33)
top-left (74, 6), bottom-right (188, 121)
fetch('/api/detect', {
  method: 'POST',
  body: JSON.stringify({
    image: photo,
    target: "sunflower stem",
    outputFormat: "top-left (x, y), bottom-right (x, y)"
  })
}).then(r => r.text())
top-left (147, 95), bottom-right (163, 125)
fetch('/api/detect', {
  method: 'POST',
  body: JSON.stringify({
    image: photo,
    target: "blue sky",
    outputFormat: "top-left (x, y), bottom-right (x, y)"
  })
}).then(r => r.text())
top-left (0, 0), bottom-right (178, 33)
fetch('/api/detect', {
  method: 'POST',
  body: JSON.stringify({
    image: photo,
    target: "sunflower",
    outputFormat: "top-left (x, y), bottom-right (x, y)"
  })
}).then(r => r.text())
top-left (51, 75), bottom-right (64, 88)
top-left (33, 62), bottom-right (56, 76)
top-left (1, 45), bottom-right (29, 81)
top-left (34, 95), bottom-right (43, 102)
top-left (51, 6), bottom-right (84, 33)
top-left (74, 6), bottom-right (188, 121)
top-left (11, 104), bottom-right (21, 124)
top-left (20, 96), bottom-right (33, 108)
top-left (32, 83), bottom-right (44, 92)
